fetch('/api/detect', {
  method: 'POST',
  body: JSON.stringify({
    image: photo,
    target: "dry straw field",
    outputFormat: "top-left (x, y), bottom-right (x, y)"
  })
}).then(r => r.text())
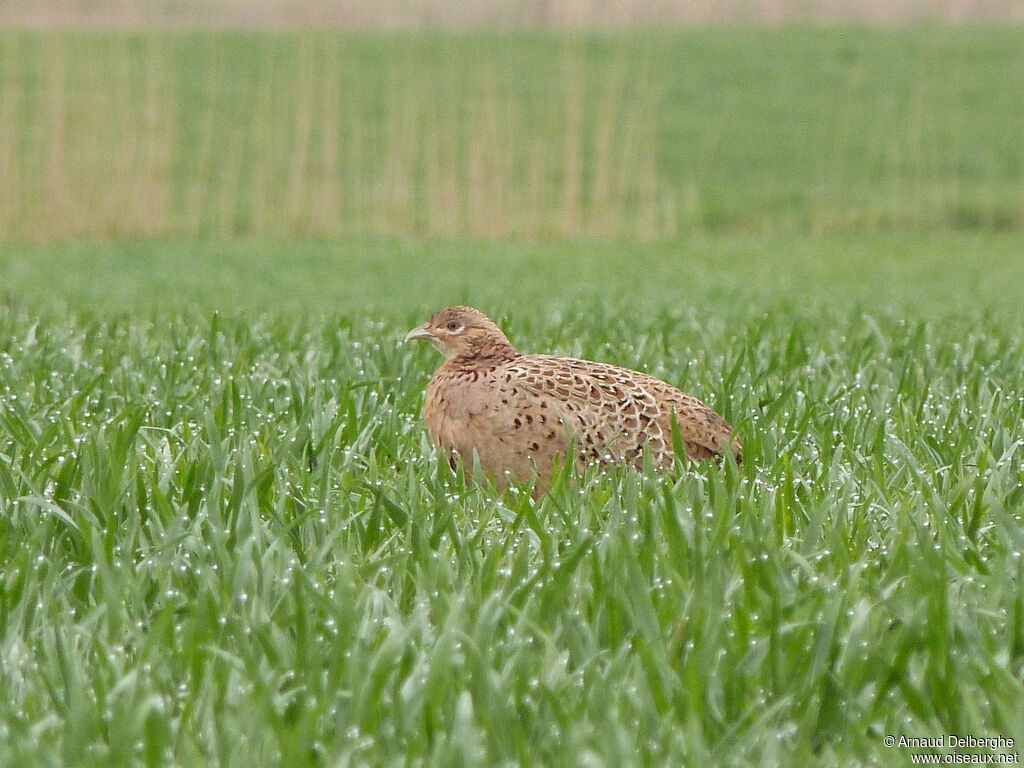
top-left (2, 34), bottom-right (670, 240)
top-left (2, 0), bottom-right (1023, 27)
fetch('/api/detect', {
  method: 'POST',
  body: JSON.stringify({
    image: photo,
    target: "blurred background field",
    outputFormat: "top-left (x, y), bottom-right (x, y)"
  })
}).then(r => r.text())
top-left (4, 234), bottom-right (1024, 316)
top-left (1, 27), bottom-right (1023, 244)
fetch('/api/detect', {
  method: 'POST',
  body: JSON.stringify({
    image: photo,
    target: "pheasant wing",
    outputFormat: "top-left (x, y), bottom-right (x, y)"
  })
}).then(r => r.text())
top-left (499, 355), bottom-right (737, 469)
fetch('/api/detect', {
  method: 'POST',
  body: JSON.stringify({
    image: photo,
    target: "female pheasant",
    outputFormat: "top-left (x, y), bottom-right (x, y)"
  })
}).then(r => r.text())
top-left (406, 306), bottom-right (741, 493)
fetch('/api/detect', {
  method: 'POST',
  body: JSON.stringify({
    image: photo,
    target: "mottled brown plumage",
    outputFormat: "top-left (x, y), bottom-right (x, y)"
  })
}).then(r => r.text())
top-left (406, 306), bottom-right (741, 493)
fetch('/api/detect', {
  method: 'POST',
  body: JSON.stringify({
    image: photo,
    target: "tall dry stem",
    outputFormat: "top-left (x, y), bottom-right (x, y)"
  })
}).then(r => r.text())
top-left (559, 42), bottom-right (584, 238)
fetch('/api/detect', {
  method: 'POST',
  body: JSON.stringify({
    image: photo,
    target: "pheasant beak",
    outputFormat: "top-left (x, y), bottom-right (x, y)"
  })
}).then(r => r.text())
top-left (404, 323), bottom-right (435, 342)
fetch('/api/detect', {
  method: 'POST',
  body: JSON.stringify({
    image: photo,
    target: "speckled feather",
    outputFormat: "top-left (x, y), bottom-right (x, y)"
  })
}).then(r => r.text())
top-left (409, 307), bottom-right (741, 493)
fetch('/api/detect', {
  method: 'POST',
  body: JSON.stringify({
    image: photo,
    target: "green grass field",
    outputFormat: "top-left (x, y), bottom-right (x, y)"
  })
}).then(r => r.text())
top-left (1, 25), bottom-right (1024, 768)
top-left (2, 235), bottom-right (1023, 766)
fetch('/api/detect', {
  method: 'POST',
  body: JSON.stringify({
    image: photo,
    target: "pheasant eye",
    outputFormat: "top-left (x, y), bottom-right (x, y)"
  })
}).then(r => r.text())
top-left (446, 321), bottom-right (463, 332)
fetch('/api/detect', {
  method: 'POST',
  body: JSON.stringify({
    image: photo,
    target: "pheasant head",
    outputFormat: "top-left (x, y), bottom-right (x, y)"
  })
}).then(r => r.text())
top-left (405, 306), bottom-right (519, 364)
